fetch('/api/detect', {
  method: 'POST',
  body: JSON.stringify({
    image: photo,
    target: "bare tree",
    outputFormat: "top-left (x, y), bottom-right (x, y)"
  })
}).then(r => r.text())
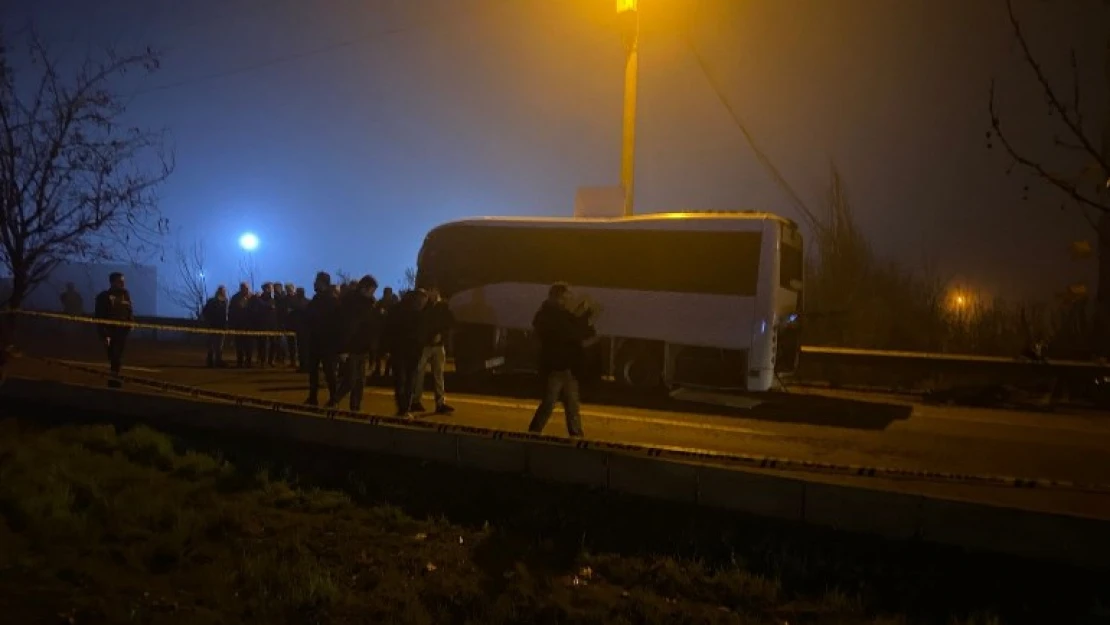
top-left (0, 30), bottom-right (173, 310)
top-left (163, 239), bottom-right (207, 319)
top-left (238, 254), bottom-right (257, 290)
top-left (987, 0), bottom-right (1110, 352)
top-left (400, 266), bottom-right (416, 291)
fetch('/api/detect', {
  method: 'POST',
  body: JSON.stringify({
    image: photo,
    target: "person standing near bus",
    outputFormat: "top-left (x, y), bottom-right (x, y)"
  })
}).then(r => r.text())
top-left (527, 283), bottom-right (595, 438)
top-left (94, 272), bottom-right (134, 388)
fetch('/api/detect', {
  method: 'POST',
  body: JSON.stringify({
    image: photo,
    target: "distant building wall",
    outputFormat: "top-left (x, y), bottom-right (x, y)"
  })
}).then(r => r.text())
top-left (0, 262), bottom-right (158, 316)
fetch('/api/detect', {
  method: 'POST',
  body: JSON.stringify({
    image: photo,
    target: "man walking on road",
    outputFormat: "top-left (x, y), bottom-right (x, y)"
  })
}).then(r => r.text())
top-left (528, 283), bottom-right (595, 438)
top-left (94, 272), bottom-right (135, 388)
top-left (385, 288), bottom-right (428, 418)
top-left (412, 287), bottom-right (454, 415)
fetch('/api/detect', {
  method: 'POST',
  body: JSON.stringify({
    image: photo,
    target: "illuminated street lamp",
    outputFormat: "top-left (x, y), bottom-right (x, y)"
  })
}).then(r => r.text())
top-left (617, 0), bottom-right (639, 217)
top-left (946, 287), bottom-right (975, 317)
top-left (238, 232), bottom-right (259, 252)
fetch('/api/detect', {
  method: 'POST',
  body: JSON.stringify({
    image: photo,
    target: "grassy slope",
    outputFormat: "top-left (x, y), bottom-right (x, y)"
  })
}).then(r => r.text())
top-left (0, 418), bottom-right (1103, 625)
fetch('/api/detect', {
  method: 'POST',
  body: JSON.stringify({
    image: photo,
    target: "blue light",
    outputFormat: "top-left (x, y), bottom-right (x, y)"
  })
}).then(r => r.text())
top-left (238, 232), bottom-right (259, 251)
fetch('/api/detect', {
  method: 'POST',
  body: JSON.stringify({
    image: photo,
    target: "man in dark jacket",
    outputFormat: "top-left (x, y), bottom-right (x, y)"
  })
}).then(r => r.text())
top-left (282, 283), bottom-right (299, 368)
top-left (202, 285), bottom-right (229, 367)
top-left (373, 287), bottom-right (399, 378)
top-left (330, 275), bottom-right (379, 411)
top-left (228, 283), bottom-right (253, 367)
top-left (287, 286), bottom-right (309, 372)
top-left (412, 288), bottom-right (455, 414)
top-left (271, 279), bottom-right (288, 364)
top-left (304, 272), bottom-right (342, 406)
top-left (250, 282), bottom-right (280, 367)
top-left (94, 271), bottom-right (135, 388)
top-left (385, 288), bottom-right (428, 417)
top-left (527, 282), bottom-right (595, 437)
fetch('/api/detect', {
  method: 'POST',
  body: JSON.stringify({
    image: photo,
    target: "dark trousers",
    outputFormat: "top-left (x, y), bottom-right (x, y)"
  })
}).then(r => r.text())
top-left (296, 332), bottom-right (310, 372)
top-left (332, 352), bottom-right (369, 411)
top-left (104, 332), bottom-right (128, 386)
top-left (392, 349), bottom-right (421, 414)
top-left (255, 335), bottom-right (270, 365)
top-left (286, 334), bottom-right (298, 366)
top-left (375, 352), bottom-right (393, 377)
top-left (206, 334), bottom-right (225, 366)
top-left (234, 331), bottom-right (252, 365)
top-left (306, 349), bottom-right (339, 404)
top-left (270, 335), bottom-right (285, 363)
top-left (528, 369), bottom-right (584, 437)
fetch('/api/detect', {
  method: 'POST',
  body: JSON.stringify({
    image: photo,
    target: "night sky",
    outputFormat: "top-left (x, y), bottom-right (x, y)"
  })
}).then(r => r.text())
top-left (5, 0), bottom-right (1107, 315)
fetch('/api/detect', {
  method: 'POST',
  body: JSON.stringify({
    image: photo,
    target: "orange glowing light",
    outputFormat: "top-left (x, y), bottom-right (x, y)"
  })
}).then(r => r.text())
top-left (617, 0), bottom-right (638, 13)
top-left (946, 288), bottom-right (974, 314)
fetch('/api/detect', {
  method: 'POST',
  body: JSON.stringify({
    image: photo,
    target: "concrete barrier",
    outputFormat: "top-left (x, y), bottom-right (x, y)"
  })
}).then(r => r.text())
top-left (526, 443), bottom-right (609, 488)
top-left (392, 427), bottom-right (459, 463)
top-left (803, 482), bottom-right (924, 540)
top-left (457, 436), bottom-right (529, 473)
top-left (919, 498), bottom-right (1110, 569)
top-left (696, 465), bottom-right (806, 521)
top-left (608, 454), bottom-right (698, 503)
top-left (3, 376), bottom-right (1109, 569)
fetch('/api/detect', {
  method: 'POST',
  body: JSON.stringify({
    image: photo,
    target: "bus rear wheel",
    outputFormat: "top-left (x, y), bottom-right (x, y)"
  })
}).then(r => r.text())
top-left (617, 342), bottom-right (663, 390)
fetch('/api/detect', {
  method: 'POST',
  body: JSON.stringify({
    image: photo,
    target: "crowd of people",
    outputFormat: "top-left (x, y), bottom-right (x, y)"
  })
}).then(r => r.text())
top-left (78, 270), bottom-right (599, 436)
top-left (200, 271), bottom-right (454, 418)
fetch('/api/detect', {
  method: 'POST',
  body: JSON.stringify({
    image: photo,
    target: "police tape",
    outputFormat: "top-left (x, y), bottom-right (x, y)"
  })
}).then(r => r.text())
top-left (29, 355), bottom-right (1110, 496)
top-left (2, 309), bottom-right (293, 337)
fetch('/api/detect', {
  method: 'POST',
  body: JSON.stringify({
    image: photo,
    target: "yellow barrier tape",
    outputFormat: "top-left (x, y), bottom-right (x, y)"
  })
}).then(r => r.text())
top-left (2, 309), bottom-right (293, 337)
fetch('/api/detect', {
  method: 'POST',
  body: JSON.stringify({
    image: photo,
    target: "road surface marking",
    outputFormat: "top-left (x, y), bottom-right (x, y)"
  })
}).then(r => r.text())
top-left (57, 359), bottom-right (163, 374)
top-left (368, 389), bottom-right (773, 437)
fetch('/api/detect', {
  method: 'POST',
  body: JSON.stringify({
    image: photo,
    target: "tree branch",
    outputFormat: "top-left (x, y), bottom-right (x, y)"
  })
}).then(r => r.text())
top-left (989, 80), bottom-right (1108, 214)
top-left (161, 238), bottom-right (207, 318)
top-left (0, 28), bottom-right (173, 308)
top-left (1004, 0), bottom-right (1108, 176)
top-left (1068, 49), bottom-right (1082, 128)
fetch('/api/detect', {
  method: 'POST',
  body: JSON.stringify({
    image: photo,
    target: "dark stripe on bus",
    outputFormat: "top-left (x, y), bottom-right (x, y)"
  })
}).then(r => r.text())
top-left (418, 225), bottom-right (763, 297)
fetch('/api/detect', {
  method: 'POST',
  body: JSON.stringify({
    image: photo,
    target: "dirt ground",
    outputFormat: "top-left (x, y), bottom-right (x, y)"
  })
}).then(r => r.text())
top-left (0, 417), bottom-right (1107, 625)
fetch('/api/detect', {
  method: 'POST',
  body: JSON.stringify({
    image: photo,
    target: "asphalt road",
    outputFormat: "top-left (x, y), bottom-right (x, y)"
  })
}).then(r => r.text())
top-left (9, 336), bottom-right (1110, 520)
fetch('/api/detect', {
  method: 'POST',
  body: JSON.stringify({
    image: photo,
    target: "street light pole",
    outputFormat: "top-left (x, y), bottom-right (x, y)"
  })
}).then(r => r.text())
top-left (618, 0), bottom-right (640, 217)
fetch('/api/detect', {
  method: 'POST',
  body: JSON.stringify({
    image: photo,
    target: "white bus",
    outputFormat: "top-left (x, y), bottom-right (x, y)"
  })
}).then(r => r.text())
top-left (415, 211), bottom-right (804, 391)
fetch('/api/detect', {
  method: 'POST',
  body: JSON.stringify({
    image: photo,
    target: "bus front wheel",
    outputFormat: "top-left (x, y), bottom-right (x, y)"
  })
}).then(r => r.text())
top-left (617, 342), bottom-right (663, 390)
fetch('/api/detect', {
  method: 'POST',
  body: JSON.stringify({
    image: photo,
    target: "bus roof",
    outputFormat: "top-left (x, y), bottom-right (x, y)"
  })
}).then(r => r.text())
top-left (430, 211), bottom-right (796, 233)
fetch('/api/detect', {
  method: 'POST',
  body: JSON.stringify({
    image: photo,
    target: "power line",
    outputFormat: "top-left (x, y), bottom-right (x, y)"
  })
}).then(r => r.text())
top-left (132, 0), bottom-right (512, 97)
top-left (681, 0), bottom-right (820, 232)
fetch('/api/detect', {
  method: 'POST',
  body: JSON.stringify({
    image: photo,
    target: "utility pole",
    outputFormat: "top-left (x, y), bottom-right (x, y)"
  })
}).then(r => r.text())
top-left (618, 0), bottom-right (640, 217)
